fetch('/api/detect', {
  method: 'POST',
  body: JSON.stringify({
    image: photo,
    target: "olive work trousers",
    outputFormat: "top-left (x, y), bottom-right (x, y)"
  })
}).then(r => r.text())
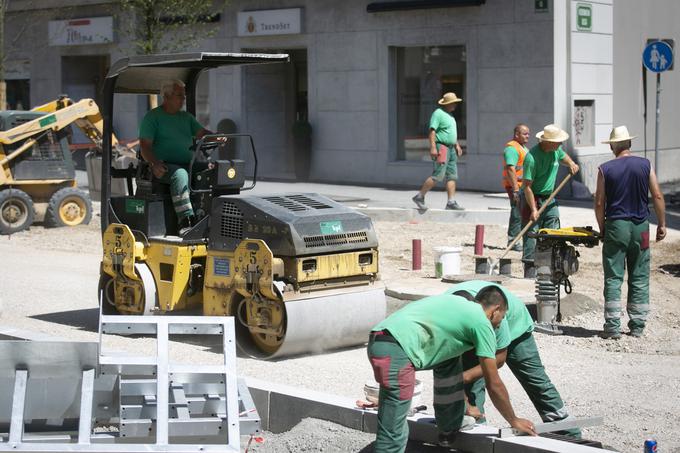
top-left (367, 336), bottom-right (465, 453)
top-left (506, 188), bottom-right (522, 246)
top-left (602, 219), bottom-right (650, 334)
top-left (462, 332), bottom-right (580, 437)
top-left (156, 163), bottom-right (194, 220)
top-left (520, 194), bottom-right (561, 263)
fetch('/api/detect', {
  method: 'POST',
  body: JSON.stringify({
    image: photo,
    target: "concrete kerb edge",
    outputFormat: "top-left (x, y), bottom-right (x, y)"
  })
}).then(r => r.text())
top-left (355, 207), bottom-right (508, 224)
top-left (243, 377), bottom-right (615, 453)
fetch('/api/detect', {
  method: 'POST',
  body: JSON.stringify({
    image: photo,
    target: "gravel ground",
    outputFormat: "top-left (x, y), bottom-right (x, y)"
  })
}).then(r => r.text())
top-left (1, 205), bottom-right (679, 452)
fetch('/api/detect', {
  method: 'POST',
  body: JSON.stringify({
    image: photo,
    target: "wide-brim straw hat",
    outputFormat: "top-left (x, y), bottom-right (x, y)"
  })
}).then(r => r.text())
top-left (438, 92), bottom-right (463, 105)
top-left (536, 124), bottom-right (569, 142)
top-left (602, 125), bottom-right (637, 144)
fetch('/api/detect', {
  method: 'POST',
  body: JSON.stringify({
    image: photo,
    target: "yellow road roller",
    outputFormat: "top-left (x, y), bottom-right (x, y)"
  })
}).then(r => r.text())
top-left (98, 53), bottom-right (386, 358)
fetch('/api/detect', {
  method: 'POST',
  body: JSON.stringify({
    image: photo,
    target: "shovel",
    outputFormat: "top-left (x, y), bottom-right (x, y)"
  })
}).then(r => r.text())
top-left (488, 173), bottom-right (573, 274)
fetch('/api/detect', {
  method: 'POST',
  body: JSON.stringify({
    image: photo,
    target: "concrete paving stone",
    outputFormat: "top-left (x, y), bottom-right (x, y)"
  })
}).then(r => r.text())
top-left (246, 377), bottom-right (364, 434)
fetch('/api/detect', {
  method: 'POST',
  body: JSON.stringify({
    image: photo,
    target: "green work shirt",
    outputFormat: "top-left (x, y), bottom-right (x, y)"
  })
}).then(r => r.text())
top-left (504, 144), bottom-right (527, 167)
top-left (522, 144), bottom-right (566, 196)
top-left (139, 107), bottom-right (203, 165)
top-left (441, 281), bottom-right (534, 350)
top-left (372, 294), bottom-right (496, 370)
top-left (429, 108), bottom-right (457, 146)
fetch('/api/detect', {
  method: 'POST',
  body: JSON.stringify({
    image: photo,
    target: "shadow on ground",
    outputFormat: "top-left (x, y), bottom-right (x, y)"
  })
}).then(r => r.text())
top-left (358, 441), bottom-right (453, 453)
top-left (659, 263), bottom-right (680, 277)
top-left (31, 308), bottom-right (99, 333)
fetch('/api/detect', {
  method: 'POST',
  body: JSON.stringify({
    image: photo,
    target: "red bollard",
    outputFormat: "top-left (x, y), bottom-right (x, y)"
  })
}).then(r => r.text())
top-left (412, 239), bottom-right (422, 270)
top-left (474, 225), bottom-right (485, 256)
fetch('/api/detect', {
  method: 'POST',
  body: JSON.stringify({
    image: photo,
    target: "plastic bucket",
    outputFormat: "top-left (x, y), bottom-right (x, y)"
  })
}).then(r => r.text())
top-left (434, 246), bottom-right (462, 278)
top-left (364, 379), bottom-right (423, 410)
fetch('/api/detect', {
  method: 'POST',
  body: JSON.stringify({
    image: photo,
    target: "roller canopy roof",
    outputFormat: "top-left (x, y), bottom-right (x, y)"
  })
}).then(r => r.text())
top-left (106, 52), bottom-right (289, 94)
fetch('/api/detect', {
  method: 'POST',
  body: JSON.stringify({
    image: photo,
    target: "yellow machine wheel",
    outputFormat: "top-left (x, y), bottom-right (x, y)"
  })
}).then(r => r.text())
top-left (233, 294), bottom-right (287, 358)
top-left (99, 263), bottom-right (157, 315)
top-left (0, 189), bottom-right (35, 235)
top-left (45, 187), bottom-right (93, 227)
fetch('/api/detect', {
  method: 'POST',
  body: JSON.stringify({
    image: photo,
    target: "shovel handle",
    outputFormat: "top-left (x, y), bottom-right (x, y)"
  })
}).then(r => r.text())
top-left (492, 173), bottom-right (573, 268)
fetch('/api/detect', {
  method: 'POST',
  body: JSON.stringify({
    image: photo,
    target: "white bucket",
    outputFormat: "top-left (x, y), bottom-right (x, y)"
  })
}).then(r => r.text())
top-left (434, 246), bottom-right (462, 278)
top-left (364, 379), bottom-right (423, 410)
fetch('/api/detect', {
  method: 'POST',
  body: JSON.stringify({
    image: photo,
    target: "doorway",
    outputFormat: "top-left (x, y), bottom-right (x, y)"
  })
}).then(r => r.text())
top-left (61, 55), bottom-right (109, 141)
top-left (242, 49), bottom-right (308, 180)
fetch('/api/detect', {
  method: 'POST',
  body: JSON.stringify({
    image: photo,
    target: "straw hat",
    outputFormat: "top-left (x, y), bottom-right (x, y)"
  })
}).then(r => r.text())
top-left (438, 92), bottom-right (463, 105)
top-left (536, 124), bottom-right (569, 142)
top-left (602, 125), bottom-right (637, 144)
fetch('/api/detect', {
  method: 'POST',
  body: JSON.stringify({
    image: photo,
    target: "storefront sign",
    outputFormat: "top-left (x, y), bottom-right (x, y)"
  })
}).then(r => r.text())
top-left (48, 16), bottom-right (114, 46)
top-left (237, 8), bottom-right (302, 37)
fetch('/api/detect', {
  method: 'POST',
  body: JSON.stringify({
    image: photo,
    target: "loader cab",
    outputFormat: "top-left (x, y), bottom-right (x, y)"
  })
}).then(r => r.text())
top-left (0, 110), bottom-right (75, 181)
top-left (100, 53), bottom-right (289, 240)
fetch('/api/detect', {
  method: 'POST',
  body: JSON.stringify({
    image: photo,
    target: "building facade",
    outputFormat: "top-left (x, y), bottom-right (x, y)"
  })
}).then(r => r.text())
top-left (4, 0), bottom-right (679, 192)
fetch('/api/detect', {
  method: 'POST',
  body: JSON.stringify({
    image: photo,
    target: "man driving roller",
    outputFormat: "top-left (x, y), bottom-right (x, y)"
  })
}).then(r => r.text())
top-left (139, 79), bottom-right (220, 236)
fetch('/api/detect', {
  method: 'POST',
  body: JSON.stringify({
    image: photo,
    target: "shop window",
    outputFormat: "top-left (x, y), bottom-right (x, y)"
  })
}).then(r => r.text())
top-left (395, 46), bottom-right (466, 161)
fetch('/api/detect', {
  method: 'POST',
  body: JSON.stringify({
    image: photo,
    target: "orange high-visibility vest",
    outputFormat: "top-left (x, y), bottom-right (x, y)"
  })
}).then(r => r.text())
top-left (502, 140), bottom-right (527, 189)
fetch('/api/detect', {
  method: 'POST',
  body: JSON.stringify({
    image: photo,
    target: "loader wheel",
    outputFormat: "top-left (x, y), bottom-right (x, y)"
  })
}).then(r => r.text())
top-left (45, 188), bottom-right (93, 227)
top-left (0, 189), bottom-right (35, 235)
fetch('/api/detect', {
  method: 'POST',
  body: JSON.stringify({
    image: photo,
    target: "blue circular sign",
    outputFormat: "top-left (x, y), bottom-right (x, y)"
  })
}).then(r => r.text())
top-left (643, 41), bottom-right (673, 73)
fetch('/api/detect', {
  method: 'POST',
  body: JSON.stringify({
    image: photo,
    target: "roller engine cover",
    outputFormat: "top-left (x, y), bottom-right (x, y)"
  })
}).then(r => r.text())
top-left (208, 193), bottom-right (378, 257)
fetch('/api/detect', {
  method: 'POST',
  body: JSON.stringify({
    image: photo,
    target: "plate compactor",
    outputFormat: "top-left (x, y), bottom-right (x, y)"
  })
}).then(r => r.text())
top-left (530, 227), bottom-right (600, 335)
top-left (99, 53), bottom-right (386, 358)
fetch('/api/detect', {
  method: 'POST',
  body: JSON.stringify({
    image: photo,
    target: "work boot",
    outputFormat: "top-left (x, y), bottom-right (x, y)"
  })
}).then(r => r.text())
top-left (629, 328), bottom-right (644, 338)
top-left (178, 215), bottom-right (194, 237)
top-left (412, 194), bottom-right (427, 210)
top-left (523, 261), bottom-right (536, 279)
top-left (599, 330), bottom-right (622, 340)
top-left (445, 200), bottom-right (464, 210)
top-left (438, 416), bottom-right (476, 447)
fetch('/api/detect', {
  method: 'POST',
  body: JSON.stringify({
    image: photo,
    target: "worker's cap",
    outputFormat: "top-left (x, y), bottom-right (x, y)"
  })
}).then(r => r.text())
top-left (438, 92), bottom-right (463, 105)
top-left (536, 124), bottom-right (569, 143)
top-left (602, 125), bottom-right (637, 144)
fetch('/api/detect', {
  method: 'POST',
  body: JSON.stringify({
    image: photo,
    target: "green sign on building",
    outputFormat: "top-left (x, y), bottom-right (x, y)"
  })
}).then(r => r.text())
top-left (576, 3), bottom-right (592, 32)
top-left (535, 0), bottom-right (549, 13)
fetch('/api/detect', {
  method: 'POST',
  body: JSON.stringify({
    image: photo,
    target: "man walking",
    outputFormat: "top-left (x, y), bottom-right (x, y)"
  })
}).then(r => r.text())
top-left (502, 124), bottom-right (530, 251)
top-left (367, 288), bottom-right (536, 453)
top-left (521, 124), bottom-right (580, 278)
top-left (443, 280), bottom-right (580, 438)
top-left (595, 126), bottom-right (666, 339)
top-left (412, 92), bottom-right (465, 211)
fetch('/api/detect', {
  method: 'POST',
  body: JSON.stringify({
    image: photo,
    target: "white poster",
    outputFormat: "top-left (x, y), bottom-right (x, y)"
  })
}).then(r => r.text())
top-left (237, 8), bottom-right (302, 37)
top-left (48, 16), bottom-right (114, 46)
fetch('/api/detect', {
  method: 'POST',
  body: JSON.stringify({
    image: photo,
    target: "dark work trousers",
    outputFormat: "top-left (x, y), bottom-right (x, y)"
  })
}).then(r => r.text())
top-left (462, 332), bottom-right (580, 438)
top-left (367, 332), bottom-right (465, 453)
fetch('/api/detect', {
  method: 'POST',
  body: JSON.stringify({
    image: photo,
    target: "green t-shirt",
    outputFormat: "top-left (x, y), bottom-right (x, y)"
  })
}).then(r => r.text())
top-left (522, 144), bottom-right (566, 196)
top-left (503, 144), bottom-right (527, 167)
top-left (139, 107), bottom-right (203, 165)
top-left (441, 281), bottom-right (534, 350)
top-left (372, 294), bottom-right (496, 370)
top-left (429, 108), bottom-right (457, 146)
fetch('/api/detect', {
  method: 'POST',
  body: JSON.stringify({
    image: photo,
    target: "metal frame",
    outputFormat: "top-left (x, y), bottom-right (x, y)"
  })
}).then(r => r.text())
top-left (0, 315), bottom-right (259, 452)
